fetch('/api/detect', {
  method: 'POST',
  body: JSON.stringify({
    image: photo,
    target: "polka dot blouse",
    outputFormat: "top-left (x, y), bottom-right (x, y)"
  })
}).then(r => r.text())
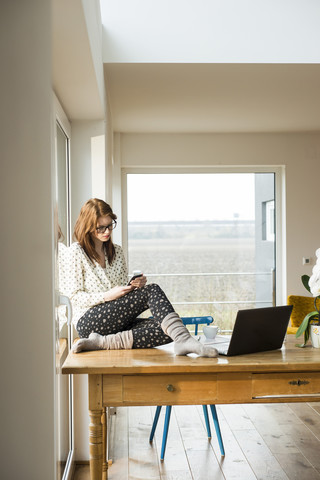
top-left (65, 242), bottom-right (128, 326)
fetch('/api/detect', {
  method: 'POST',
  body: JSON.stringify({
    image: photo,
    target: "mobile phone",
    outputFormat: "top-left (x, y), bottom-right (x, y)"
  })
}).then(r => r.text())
top-left (127, 270), bottom-right (143, 285)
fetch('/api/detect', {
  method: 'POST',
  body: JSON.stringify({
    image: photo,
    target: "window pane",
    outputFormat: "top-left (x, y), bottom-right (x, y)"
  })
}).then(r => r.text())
top-left (127, 173), bottom-right (275, 331)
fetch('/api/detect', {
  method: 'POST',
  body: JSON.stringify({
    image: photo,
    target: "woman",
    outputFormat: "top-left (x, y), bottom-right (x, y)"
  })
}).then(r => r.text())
top-left (68, 198), bottom-right (218, 357)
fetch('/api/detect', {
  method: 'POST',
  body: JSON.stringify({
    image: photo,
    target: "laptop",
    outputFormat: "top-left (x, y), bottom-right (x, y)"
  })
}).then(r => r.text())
top-left (208, 305), bottom-right (293, 356)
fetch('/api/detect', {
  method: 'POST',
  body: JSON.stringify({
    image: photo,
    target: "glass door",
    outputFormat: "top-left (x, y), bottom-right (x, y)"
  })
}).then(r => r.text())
top-left (126, 172), bottom-right (276, 332)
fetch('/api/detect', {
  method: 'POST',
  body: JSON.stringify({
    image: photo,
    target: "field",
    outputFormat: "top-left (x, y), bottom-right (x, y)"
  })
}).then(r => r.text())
top-left (128, 234), bottom-right (260, 331)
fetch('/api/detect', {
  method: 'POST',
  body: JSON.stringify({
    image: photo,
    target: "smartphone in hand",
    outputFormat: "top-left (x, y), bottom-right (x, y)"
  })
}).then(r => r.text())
top-left (127, 270), bottom-right (143, 286)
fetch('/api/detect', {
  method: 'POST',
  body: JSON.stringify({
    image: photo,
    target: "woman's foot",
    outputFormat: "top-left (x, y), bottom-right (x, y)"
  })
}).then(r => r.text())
top-left (72, 333), bottom-right (104, 353)
top-left (161, 312), bottom-right (218, 357)
top-left (173, 337), bottom-right (218, 357)
top-left (72, 330), bottom-right (134, 353)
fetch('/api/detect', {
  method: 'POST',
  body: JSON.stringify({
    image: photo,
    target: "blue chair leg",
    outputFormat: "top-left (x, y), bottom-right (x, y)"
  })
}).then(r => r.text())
top-left (209, 405), bottom-right (225, 456)
top-left (160, 406), bottom-right (172, 461)
top-left (149, 406), bottom-right (162, 443)
top-left (202, 405), bottom-right (212, 438)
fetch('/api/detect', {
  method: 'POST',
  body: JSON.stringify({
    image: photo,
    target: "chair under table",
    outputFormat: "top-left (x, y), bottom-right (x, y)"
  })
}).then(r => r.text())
top-left (149, 315), bottom-right (225, 460)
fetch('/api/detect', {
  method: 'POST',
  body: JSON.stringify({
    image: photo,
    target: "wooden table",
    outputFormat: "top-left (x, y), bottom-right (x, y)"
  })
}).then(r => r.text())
top-left (62, 336), bottom-right (320, 480)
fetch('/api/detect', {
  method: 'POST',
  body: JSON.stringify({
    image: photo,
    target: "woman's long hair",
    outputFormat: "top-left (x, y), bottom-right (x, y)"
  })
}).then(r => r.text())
top-left (73, 198), bottom-right (117, 265)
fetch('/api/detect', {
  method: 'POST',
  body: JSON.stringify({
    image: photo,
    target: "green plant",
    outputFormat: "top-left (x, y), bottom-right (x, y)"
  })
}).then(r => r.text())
top-left (295, 275), bottom-right (320, 347)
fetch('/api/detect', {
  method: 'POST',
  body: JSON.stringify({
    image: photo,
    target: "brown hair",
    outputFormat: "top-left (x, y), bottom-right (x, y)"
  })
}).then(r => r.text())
top-left (73, 198), bottom-right (117, 265)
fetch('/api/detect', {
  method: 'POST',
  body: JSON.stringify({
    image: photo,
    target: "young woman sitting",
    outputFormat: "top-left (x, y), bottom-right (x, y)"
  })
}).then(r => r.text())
top-left (67, 198), bottom-right (218, 358)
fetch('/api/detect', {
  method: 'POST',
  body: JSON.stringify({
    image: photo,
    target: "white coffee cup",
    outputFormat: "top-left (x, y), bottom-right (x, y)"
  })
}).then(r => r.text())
top-left (203, 325), bottom-right (219, 340)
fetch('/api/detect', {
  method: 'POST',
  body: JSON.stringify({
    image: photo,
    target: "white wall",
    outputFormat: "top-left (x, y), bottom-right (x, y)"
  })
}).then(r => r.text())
top-left (70, 120), bottom-right (105, 227)
top-left (118, 132), bottom-right (320, 298)
top-left (91, 134), bottom-right (106, 199)
top-left (101, 0), bottom-right (320, 63)
top-left (0, 1), bottom-right (55, 479)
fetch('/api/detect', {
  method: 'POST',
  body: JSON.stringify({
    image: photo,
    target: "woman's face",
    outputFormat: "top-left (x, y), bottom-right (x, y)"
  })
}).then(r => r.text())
top-left (93, 215), bottom-right (113, 243)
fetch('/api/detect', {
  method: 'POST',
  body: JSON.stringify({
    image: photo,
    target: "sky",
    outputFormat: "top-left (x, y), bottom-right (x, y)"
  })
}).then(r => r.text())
top-left (127, 173), bottom-right (256, 222)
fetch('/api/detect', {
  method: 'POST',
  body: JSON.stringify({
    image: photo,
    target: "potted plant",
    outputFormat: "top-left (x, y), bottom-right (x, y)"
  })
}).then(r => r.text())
top-left (295, 251), bottom-right (320, 347)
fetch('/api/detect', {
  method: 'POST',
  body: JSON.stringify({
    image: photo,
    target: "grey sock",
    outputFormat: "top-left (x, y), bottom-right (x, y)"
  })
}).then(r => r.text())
top-left (72, 330), bottom-right (133, 353)
top-left (161, 312), bottom-right (218, 357)
top-left (174, 337), bottom-right (218, 357)
top-left (72, 333), bottom-right (104, 353)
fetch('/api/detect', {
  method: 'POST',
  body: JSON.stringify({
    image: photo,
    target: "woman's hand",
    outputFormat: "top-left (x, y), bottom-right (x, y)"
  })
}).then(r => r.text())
top-left (104, 285), bottom-right (133, 302)
top-left (130, 274), bottom-right (147, 289)
top-left (104, 275), bottom-right (147, 301)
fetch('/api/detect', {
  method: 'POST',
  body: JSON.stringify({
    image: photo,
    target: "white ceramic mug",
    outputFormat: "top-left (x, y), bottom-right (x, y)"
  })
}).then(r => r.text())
top-left (203, 325), bottom-right (219, 340)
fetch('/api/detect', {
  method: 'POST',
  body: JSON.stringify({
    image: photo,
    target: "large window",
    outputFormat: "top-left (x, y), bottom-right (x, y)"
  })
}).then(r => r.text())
top-left (127, 172), bottom-right (276, 331)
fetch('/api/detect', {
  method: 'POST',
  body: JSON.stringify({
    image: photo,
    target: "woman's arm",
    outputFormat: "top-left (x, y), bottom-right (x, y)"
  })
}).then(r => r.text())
top-left (102, 245), bottom-right (135, 300)
top-left (65, 244), bottom-right (106, 311)
top-left (103, 285), bottom-right (133, 301)
top-left (67, 244), bottom-right (134, 310)
top-left (118, 245), bottom-right (130, 286)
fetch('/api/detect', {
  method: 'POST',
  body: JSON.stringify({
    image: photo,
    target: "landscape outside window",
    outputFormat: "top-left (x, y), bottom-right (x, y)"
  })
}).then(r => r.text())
top-left (127, 173), bottom-right (275, 331)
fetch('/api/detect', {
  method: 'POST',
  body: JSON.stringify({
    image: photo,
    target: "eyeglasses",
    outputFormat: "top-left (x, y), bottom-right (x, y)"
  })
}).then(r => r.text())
top-left (96, 221), bottom-right (117, 234)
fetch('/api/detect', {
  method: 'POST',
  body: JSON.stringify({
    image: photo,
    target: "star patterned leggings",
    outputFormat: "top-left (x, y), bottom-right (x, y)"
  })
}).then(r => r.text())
top-left (76, 283), bottom-right (174, 349)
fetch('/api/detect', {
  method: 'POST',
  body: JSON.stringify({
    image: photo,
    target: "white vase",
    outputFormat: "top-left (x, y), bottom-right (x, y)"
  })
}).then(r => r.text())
top-left (310, 325), bottom-right (320, 348)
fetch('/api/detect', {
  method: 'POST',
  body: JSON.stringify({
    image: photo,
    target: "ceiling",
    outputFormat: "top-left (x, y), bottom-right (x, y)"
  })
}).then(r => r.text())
top-left (52, 0), bottom-right (105, 121)
top-left (52, 1), bottom-right (320, 133)
top-left (104, 63), bottom-right (320, 133)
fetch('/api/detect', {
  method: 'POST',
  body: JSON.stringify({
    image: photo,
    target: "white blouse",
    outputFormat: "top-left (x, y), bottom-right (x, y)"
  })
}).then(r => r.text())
top-left (65, 242), bottom-right (128, 326)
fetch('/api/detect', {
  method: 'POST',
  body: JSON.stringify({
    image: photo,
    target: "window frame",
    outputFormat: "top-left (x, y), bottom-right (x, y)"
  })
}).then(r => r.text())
top-left (120, 166), bottom-right (286, 307)
top-left (53, 93), bottom-right (74, 480)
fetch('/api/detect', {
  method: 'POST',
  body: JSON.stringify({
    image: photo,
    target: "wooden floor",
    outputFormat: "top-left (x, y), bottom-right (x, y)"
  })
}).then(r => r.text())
top-left (74, 402), bottom-right (320, 480)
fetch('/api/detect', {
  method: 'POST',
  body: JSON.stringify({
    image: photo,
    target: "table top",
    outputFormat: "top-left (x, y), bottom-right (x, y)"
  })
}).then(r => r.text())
top-left (62, 335), bottom-right (320, 375)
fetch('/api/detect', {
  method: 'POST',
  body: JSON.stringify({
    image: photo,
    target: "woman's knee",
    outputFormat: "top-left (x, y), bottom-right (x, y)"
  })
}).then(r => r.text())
top-left (144, 283), bottom-right (163, 295)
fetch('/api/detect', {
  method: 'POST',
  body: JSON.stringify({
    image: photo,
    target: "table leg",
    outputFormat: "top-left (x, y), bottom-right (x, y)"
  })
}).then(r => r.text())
top-left (89, 374), bottom-right (104, 480)
top-left (102, 407), bottom-right (107, 480)
top-left (89, 409), bottom-right (104, 480)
